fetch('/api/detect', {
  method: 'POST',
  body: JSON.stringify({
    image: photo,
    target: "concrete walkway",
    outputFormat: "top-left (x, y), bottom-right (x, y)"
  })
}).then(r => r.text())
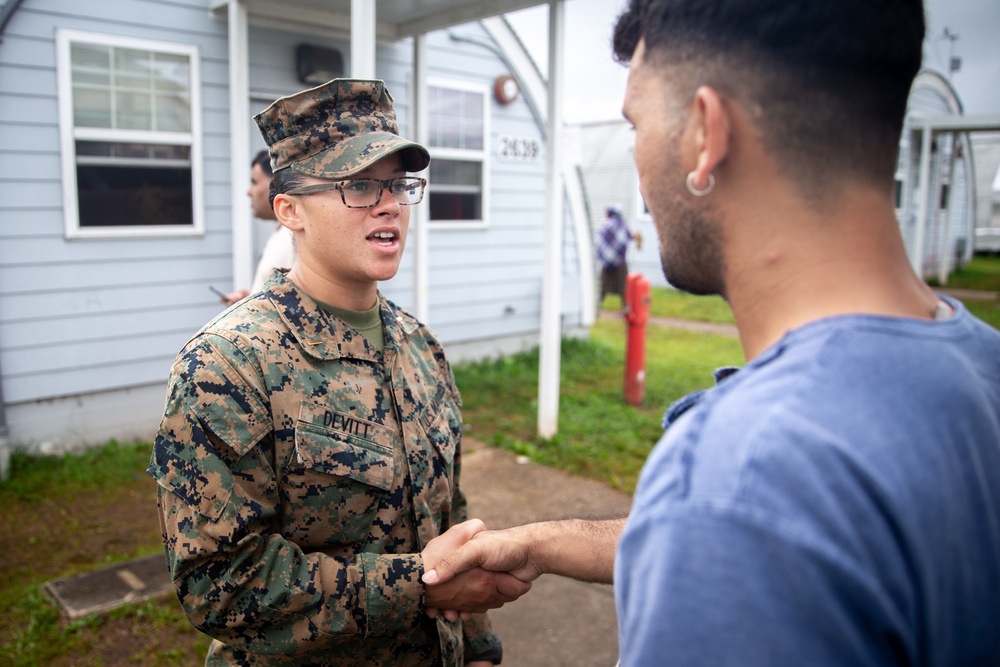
top-left (938, 287), bottom-right (999, 301)
top-left (460, 444), bottom-right (631, 667)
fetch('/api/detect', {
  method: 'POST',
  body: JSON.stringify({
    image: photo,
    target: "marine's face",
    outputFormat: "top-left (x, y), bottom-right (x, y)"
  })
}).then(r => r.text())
top-left (292, 153), bottom-right (410, 290)
top-left (622, 40), bottom-right (725, 296)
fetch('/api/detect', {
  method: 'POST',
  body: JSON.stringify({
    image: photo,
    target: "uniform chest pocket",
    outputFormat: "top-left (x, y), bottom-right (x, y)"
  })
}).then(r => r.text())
top-left (286, 405), bottom-right (398, 549)
top-left (294, 418), bottom-right (395, 491)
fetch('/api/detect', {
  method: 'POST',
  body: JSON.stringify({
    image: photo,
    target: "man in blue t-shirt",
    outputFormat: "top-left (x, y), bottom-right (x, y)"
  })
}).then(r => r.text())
top-left (421, 0), bottom-right (1000, 665)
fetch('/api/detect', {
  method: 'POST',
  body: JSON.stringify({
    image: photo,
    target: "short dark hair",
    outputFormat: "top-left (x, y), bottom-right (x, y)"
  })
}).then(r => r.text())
top-left (269, 167), bottom-right (308, 209)
top-left (613, 0), bottom-right (925, 196)
top-left (252, 149), bottom-right (274, 178)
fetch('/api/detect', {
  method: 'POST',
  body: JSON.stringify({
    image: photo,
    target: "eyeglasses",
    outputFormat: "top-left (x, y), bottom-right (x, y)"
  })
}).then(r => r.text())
top-left (284, 177), bottom-right (426, 208)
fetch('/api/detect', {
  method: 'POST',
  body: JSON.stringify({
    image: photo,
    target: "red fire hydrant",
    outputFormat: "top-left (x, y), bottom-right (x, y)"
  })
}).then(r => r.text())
top-left (623, 272), bottom-right (651, 406)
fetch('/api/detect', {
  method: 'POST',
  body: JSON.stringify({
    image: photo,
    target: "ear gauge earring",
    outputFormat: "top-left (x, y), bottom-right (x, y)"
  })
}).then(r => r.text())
top-left (686, 171), bottom-right (716, 197)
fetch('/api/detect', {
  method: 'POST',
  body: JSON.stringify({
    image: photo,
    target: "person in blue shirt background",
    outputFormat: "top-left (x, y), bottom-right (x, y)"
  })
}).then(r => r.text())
top-left (596, 203), bottom-right (641, 306)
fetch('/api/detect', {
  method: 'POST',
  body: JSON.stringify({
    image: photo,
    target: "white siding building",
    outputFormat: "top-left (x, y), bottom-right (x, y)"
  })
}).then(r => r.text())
top-left (0, 0), bottom-right (592, 462)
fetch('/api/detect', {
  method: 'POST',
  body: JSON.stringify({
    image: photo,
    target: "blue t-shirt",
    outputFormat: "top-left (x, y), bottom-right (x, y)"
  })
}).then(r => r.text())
top-left (616, 297), bottom-right (1000, 666)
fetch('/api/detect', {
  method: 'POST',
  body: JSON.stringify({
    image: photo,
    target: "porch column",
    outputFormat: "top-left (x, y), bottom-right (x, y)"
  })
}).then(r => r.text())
top-left (350, 0), bottom-right (376, 78)
top-left (413, 34), bottom-right (430, 322)
top-left (228, 0), bottom-right (252, 289)
top-left (937, 133), bottom-right (957, 285)
top-left (537, 0), bottom-right (566, 439)
top-left (912, 126), bottom-right (934, 277)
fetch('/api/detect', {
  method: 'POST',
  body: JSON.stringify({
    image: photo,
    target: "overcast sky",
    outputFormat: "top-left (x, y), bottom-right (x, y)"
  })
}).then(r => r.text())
top-left (507, 0), bottom-right (1000, 123)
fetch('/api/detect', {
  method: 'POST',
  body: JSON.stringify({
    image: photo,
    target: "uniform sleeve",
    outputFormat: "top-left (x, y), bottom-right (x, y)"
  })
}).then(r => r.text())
top-left (615, 504), bottom-right (903, 667)
top-left (148, 335), bottom-right (426, 657)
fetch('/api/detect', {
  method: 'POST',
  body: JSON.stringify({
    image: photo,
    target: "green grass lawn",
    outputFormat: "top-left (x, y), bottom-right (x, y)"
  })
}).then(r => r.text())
top-left (455, 318), bottom-right (743, 493)
top-left (930, 254), bottom-right (1000, 328)
top-left (0, 441), bottom-right (210, 666)
top-left (931, 254), bottom-right (1000, 292)
top-left (601, 287), bottom-right (735, 324)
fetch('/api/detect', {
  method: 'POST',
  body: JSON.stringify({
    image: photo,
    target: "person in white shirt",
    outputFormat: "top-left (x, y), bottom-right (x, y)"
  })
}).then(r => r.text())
top-left (220, 150), bottom-right (296, 306)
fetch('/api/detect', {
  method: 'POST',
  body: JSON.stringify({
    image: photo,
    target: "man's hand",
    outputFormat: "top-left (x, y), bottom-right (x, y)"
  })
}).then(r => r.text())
top-left (421, 520), bottom-right (533, 621)
top-left (423, 524), bottom-right (543, 587)
top-left (422, 519), bottom-right (487, 570)
top-left (422, 565), bottom-right (530, 617)
top-left (221, 289), bottom-right (249, 306)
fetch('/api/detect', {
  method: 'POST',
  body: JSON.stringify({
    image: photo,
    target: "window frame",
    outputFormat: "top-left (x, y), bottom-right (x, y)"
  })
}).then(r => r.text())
top-left (426, 77), bottom-right (490, 231)
top-left (56, 29), bottom-right (204, 239)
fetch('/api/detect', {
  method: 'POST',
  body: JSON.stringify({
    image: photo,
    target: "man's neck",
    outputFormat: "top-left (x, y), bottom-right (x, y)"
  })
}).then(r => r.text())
top-left (723, 189), bottom-right (941, 361)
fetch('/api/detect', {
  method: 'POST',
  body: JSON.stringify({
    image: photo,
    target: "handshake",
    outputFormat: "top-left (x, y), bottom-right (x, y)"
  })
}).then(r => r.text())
top-left (419, 517), bottom-right (623, 620)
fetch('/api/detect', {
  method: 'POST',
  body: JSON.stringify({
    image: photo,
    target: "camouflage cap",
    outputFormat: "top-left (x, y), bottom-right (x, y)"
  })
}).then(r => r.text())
top-left (254, 78), bottom-right (430, 179)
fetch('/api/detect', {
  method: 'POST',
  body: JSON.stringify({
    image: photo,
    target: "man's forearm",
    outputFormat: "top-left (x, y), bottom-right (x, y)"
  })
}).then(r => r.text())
top-left (423, 517), bottom-right (626, 586)
top-left (526, 518), bottom-right (625, 584)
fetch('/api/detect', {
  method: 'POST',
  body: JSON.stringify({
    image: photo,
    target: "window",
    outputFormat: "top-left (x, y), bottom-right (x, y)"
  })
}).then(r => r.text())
top-left (427, 80), bottom-right (489, 228)
top-left (56, 30), bottom-right (203, 238)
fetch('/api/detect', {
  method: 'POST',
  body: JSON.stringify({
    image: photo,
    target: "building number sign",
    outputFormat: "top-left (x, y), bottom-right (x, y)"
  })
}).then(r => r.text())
top-left (497, 135), bottom-right (541, 163)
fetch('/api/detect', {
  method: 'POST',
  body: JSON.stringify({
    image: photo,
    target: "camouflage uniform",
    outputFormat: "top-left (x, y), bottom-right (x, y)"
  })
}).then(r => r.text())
top-left (148, 271), bottom-right (495, 665)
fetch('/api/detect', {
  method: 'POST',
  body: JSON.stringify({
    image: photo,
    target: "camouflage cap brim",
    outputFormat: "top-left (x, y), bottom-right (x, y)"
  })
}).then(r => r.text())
top-left (284, 132), bottom-right (430, 179)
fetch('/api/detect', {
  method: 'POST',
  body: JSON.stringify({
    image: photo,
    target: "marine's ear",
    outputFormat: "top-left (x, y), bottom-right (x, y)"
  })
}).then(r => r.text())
top-left (273, 194), bottom-right (304, 232)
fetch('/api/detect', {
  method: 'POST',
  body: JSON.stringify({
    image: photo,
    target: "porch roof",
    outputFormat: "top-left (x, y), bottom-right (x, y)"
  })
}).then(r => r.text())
top-left (210, 0), bottom-right (545, 41)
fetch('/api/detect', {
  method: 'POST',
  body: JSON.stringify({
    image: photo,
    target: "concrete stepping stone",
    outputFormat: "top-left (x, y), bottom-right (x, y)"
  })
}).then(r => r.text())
top-left (43, 553), bottom-right (172, 619)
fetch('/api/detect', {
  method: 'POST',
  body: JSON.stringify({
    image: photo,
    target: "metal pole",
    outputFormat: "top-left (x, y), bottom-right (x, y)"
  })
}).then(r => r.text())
top-left (912, 126), bottom-right (933, 277)
top-left (537, 0), bottom-right (565, 440)
top-left (413, 34), bottom-right (430, 323)
top-left (229, 0), bottom-right (253, 290)
top-left (351, 0), bottom-right (376, 78)
top-left (937, 133), bottom-right (957, 285)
